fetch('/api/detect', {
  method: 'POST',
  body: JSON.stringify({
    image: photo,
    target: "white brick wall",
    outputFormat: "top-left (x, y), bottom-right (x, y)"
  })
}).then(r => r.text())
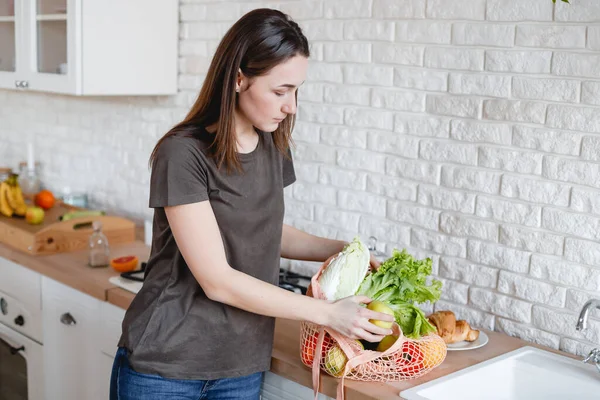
top-left (1, 0), bottom-right (600, 356)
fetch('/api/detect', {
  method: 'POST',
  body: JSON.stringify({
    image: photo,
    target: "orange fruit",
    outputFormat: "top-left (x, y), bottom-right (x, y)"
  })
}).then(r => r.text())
top-left (34, 190), bottom-right (55, 210)
top-left (110, 255), bottom-right (139, 273)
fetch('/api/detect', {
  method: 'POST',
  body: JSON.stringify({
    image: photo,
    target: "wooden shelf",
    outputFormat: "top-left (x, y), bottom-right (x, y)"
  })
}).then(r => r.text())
top-left (36, 14), bottom-right (67, 21)
top-left (0, 16), bottom-right (15, 22)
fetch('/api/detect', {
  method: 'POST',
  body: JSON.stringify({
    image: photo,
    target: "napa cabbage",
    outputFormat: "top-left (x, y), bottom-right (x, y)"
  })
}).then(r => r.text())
top-left (318, 237), bottom-right (370, 301)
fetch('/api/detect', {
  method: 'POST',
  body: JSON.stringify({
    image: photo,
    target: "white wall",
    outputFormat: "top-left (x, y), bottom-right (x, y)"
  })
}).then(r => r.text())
top-left (1, 0), bottom-right (600, 356)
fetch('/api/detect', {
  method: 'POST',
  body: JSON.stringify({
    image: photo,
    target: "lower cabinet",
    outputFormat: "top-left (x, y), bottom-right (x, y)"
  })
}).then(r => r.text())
top-left (98, 352), bottom-right (117, 400)
top-left (97, 300), bottom-right (127, 399)
top-left (42, 277), bottom-right (125, 400)
top-left (40, 274), bottom-right (329, 400)
top-left (261, 371), bottom-right (335, 400)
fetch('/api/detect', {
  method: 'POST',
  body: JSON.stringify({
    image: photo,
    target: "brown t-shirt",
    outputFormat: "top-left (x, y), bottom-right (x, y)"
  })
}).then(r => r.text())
top-left (117, 127), bottom-right (296, 379)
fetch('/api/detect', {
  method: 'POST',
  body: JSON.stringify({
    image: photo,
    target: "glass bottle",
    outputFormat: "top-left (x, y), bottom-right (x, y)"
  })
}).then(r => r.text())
top-left (88, 221), bottom-right (110, 268)
top-left (0, 168), bottom-right (12, 183)
top-left (18, 162), bottom-right (42, 198)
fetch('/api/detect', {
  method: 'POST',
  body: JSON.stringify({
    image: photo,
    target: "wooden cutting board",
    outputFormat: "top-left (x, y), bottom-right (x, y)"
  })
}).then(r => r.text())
top-left (0, 202), bottom-right (136, 256)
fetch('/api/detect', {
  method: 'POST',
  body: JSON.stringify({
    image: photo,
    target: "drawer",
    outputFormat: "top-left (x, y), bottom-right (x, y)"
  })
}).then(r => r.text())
top-left (0, 288), bottom-right (43, 343)
top-left (0, 257), bottom-right (41, 311)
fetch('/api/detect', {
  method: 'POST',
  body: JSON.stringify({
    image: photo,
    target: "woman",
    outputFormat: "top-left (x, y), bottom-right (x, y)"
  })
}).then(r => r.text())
top-left (110, 8), bottom-right (393, 400)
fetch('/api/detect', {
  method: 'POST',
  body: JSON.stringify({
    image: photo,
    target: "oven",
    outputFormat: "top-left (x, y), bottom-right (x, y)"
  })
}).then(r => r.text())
top-left (0, 322), bottom-right (43, 400)
top-left (0, 258), bottom-right (44, 400)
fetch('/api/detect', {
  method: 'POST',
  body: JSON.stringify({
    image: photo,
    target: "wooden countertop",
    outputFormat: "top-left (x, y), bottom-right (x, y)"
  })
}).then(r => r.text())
top-left (0, 240), bottom-right (150, 301)
top-left (1, 240), bottom-right (575, 399)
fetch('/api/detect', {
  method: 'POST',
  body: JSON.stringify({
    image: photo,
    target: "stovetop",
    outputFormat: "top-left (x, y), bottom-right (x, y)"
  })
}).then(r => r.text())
top-left (278, 268), bottom-right (311, 295)
top-left (113, 264), bottom-right (312, 295)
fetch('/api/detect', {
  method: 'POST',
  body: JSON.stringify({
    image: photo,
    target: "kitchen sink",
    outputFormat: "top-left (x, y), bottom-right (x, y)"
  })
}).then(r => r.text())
top-left (400, 346), bottom-right (600, 400)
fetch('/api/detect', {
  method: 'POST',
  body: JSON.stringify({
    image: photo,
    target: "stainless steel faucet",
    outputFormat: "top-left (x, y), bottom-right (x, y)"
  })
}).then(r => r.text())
top-left (576, 299), bottom-right (600, 331)
top-left (583, 349), bottom-right (600, 373)
top-left (576, 298), bottom-right (600, 373)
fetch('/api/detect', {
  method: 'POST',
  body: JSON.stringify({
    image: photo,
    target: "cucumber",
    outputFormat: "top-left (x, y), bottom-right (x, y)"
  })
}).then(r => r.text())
top-left (60, 210), bottom-right (106, 221)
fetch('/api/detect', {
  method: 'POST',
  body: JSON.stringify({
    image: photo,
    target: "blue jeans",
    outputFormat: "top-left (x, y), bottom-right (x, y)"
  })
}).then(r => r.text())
top-left (110, 347), bottom-right (263, 400)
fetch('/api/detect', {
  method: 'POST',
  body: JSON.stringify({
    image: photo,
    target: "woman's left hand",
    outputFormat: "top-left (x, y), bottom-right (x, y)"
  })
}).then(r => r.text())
top-left (369, 252), bottom-right (381, 271)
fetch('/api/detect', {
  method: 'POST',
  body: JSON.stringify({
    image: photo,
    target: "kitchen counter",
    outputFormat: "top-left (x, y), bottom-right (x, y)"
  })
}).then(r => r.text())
top-left (0, 239), bottom-right (151, 301)
top-left (0, 240), bottom-right (577, 399)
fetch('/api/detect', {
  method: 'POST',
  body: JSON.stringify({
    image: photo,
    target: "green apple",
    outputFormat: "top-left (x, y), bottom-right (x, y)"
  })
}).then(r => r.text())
top-left (376, 335), bottom-right (398, 352)
top-left (323, 341), bottom-right (364, 377)
top-left (324, 345), bottom-right (347, 376)
top-left (25, 207), bottom-right (45, 225)
top-left (367, 300), bottom-right (395, 329)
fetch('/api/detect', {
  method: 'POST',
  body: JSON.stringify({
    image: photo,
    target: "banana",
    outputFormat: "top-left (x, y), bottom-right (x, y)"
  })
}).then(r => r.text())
top-left (3, 175), bottom-right (28, 217)
top-left (9, 182), bottom-right (27, 217)
top-left (5, 182), bottom-right (19, 209)
top-left (13, 185), bottom-right (25, 207)
top-left (0, 182), bottom-right (14, 217)
top-left (14, 205), bottom-right (27, 217)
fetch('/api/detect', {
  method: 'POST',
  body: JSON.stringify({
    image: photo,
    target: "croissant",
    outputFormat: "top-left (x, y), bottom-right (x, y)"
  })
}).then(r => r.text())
top-left (427, 311), bottom-right (480, 344)
top-left (427, 311), bottom-right (456, 342)
top-left (454, 320), bottom-right (480, 342)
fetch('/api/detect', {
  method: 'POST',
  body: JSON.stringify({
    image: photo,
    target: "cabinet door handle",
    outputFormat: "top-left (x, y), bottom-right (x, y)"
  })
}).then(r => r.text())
top-left (10, 345), bottom-right (24, 355)
top-left (21, 81), bottom-right (29, 89)
top-left (15, 80), bottom-right (21, 88)
top-left (60, 312), bottom-right (76, 326)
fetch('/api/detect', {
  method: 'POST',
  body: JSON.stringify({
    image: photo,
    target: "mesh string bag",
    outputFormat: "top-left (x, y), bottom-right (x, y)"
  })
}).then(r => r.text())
top-left (300, 256), bottom-right (447, 400)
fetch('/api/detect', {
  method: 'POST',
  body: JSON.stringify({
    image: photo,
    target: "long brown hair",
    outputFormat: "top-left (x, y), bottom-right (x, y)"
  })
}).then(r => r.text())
top-left (150, 8), bottom-right (310, 173)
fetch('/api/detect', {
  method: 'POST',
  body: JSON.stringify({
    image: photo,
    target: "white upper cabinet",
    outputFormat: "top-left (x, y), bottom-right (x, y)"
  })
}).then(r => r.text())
top-left (0, 0), bottom-right (21, 86)
top-left (0, 0), bottom-right (178, 96)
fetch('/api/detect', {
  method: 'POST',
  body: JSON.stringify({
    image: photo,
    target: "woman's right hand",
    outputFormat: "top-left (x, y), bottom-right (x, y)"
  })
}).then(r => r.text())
top-left (324, 296), bottom-right (395, 342)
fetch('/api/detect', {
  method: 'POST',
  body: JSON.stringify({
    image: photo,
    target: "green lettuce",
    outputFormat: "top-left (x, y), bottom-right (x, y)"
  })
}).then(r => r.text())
top-left (356, 249), bottom-right (442, 339)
